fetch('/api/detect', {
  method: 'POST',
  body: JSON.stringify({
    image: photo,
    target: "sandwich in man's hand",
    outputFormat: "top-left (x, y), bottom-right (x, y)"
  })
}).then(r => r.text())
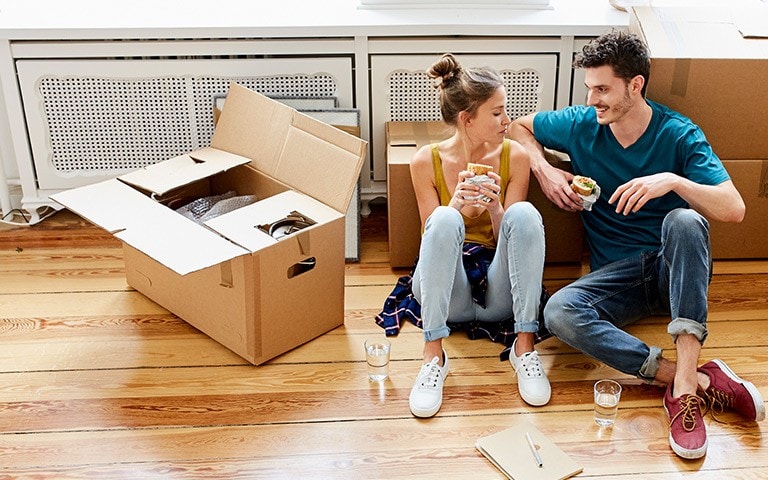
top-left (570, 175), bottom-right (600, 211)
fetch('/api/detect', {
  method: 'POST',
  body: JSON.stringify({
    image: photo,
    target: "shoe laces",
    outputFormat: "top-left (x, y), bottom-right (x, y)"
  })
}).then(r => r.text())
top-left (518, 351), bottom-right (544, 378)
top-left (670, 394), bottom-right (707, 432)
top-left (703, 387), bottom-right (733, 423)
top-left (416, 356), bottom-right (443, 389)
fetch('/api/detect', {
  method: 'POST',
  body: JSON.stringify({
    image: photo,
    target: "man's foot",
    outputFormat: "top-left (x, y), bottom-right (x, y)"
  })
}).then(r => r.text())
top-left (509, 338), bottom-right (551, 406)
top-left (409, 350), bottom-right (450, 418)
top-left (664, 383), bottom-right (708, 459)
top-left (698, 359), bottom-right (766, 422)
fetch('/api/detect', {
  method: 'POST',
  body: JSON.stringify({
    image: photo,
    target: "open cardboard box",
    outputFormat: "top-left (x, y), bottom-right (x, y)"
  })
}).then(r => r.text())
top-left (52, 83), bottom-right (367, 365)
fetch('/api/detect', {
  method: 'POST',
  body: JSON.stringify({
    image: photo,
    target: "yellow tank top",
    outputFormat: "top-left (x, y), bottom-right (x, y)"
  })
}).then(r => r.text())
top-left (431, 139), bottom-right (511, 248)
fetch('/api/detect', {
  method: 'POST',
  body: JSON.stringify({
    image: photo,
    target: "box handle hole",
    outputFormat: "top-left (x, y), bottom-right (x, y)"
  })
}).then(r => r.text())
top-left (287, 257), bottom-right (316, 278)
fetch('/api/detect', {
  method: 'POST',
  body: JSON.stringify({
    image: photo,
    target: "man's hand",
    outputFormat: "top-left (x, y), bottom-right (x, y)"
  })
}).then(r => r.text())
top-left (534, 163), bottom-right (583, 211)
top-left (609, 172), bottom-right (677, 215)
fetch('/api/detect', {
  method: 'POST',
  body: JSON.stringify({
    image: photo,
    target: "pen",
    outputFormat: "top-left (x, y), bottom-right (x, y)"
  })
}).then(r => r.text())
top-left (525, 432), bottom-right (543, 468)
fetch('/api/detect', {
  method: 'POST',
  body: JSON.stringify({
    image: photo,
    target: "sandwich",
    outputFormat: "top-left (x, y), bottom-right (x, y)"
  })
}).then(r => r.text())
top-left (466, 163), bottom-right (493, 176)
top-left (570, 175), bottom-right (597, 196)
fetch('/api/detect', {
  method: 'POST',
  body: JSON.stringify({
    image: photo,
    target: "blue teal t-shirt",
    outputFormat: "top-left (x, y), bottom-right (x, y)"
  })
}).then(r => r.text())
top-left (533, 100), bottom-right (730, 270)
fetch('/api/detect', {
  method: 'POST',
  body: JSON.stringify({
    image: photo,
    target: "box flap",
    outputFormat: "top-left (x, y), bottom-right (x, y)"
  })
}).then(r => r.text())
top-left (204, 190), bottom-right (343, 253)
top-left (631, 6), bottom-right (768, 59)
top-left (51, 179), bottom-right (249, 275)
top-left (733, 6), bottom-right (768, 39)
top-left (118, 147), bottom-right (251, 196)
top-left (386, 121), bottom-right (454, 147)
top-left (211, 83), bottom-right (367, 214)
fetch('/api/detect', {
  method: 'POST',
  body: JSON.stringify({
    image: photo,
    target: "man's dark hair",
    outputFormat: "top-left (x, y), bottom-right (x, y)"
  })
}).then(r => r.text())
top-left (573, 30), bottom-right (651, 97)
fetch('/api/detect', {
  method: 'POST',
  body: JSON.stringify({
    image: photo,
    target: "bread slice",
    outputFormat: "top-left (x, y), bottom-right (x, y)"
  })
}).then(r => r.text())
top-left (571, 175), bottom-right (596, 196)
top-left (466, 163), bottom-right (493, 176)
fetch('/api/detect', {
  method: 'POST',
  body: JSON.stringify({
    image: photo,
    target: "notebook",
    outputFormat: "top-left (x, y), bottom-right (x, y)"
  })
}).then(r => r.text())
top-left (476, 419), bottom-right (582, 480)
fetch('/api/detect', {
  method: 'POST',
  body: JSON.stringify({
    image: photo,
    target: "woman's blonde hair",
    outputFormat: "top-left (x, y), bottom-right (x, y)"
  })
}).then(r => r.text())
top-left (427, 53), bottom-right (504, 126)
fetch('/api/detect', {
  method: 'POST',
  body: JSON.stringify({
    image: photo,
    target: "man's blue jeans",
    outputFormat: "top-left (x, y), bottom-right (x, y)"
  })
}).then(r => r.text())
top-left (544, 208), bottom-right (712, 382)
top-left (413, 203), bottom-right (545, 342)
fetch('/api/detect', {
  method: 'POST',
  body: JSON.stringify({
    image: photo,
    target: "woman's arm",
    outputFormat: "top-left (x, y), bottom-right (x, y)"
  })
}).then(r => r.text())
top-left (410, 145), bottom-right (442, 230)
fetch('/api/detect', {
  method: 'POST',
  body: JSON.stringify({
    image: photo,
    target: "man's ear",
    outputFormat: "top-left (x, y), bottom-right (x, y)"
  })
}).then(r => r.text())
top-left (630, 74), bottom-right (645, 94)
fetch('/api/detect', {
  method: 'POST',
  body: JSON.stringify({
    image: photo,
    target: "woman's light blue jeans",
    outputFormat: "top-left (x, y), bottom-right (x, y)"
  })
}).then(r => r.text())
top-left (543, 208), bottom-right (712, 382)
top-left (412, 203), bottom-right (545, 342)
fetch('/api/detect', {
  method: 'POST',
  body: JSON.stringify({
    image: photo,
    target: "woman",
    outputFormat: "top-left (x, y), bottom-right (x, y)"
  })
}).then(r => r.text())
top-left (408, 53), bottom-right (550, 418)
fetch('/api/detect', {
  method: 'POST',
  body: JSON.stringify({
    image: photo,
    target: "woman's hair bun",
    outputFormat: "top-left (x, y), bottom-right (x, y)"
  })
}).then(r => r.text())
top-left (428, 53), bottom-right (461, 89)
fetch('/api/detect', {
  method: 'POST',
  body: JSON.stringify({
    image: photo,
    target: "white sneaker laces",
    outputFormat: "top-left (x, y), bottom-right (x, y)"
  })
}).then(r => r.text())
top-left (416, 356), bottom-right (443, 389)
top-left (519, 351), bottom-right (544, 378)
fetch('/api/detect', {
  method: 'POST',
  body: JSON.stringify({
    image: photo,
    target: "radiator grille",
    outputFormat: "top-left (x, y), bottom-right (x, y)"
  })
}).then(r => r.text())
top-left (387, 69), bottom-right (541, 122)
top-left (37, 74), bottom-right (338, 173)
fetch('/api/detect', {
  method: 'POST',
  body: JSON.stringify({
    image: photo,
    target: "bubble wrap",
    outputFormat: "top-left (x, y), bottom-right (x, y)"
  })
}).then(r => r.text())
top-left (175, 191), bottom-right (257, 224)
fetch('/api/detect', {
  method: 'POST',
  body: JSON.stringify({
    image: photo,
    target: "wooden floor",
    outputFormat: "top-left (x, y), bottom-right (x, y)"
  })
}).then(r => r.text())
top-left (1, 201), bottom-right (767, 479)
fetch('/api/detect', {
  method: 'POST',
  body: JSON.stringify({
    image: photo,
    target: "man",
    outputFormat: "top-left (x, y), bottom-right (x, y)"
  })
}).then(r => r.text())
top-left (509, 30), bottom-right (764, 459)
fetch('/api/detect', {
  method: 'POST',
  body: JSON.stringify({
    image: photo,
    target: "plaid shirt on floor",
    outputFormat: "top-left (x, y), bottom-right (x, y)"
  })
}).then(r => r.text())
top-left (374, 243), bottom-right (551, 362)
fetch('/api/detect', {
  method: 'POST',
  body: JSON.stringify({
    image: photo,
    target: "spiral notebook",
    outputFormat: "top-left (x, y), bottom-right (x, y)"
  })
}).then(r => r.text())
top-left (476, 420), bottom-right (582, 480)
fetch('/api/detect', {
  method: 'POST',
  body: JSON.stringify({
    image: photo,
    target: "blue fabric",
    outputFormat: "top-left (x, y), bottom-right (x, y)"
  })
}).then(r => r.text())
top-left (374, 242), bottom-right (552, 358)
top-left (533, 100), bottom-right (730, 270)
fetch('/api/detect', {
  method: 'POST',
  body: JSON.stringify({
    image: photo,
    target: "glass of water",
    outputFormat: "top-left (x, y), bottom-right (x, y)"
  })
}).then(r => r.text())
top-left (594, 379), bottom-right (622, 427)
top-left (365, 338), bottom-right (391, 382)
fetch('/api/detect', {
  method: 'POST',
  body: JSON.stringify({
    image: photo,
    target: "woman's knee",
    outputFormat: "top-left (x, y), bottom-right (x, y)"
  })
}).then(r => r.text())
top-left (503, 201), bottom-right (541, 225)
top-left (502, 202), bottom-right (544, 240)
top-left (424, 206), bottom-right (464, 241)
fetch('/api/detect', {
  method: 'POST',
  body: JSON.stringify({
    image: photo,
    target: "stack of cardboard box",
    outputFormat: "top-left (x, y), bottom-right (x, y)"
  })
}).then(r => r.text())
top-left (630, 5), bottom-right (768, 259)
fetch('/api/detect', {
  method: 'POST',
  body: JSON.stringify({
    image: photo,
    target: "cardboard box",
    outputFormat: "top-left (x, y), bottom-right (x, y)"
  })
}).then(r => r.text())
top-left (386, 122), bottom-right (453, 268)
top-left (385, 121), bottom-right (584, 268)
top-left (710, 160), bottom-right (768, 259)
top-left (52, 83), bottom-right (367, 365)
top-left (629, 5), bottom-right (768, 159)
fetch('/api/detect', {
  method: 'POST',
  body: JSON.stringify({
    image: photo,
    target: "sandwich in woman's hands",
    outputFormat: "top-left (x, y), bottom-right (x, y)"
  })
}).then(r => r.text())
top-left (464, 163), bottom-right (494, 204)
top-left (570, 175), bottom-right (600, 211)
top-left (466, 163), bottom-right (493, 176)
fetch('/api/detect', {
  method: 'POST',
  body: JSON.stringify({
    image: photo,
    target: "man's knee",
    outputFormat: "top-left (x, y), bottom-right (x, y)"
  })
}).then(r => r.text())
top-left (543, 290), bottom-right (571, 337)
top-left (664, 208), bottom-right (709, 238)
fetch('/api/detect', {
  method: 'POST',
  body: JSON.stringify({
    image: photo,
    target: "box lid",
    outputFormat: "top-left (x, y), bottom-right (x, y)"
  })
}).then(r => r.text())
top-left (211, 83), bottom-right (367, 214)
top-left (204, 190), bottom-right (342, 253)
top-left (119, 147), bottom-right (251, 196)
top-left (386, 121), bottom-right (453, 147)
top-left (631, 6), bottom-right (768, 59)
top-left (51, 179), bottom-right (250, 275)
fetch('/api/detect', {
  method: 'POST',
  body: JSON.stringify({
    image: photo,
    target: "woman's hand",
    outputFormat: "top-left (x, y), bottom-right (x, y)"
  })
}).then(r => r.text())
top-left (449, 170), bottom-right (476, 210)
top-left (478, 171), bottom-right (502, 208)
top-left (449, 170), bottom-right (501, 211)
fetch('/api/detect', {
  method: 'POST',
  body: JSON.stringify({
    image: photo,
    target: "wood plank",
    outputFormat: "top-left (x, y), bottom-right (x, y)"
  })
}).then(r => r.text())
top-left (1, 413), bottom-right (766, 476)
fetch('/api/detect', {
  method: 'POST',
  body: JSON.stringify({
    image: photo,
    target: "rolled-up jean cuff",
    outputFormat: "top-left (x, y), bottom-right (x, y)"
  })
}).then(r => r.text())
top-left (423, 326), bottom-right (451, 342)
top-left (514, 320), bottom-right (539, 334)
top-left (667, 318), bottom-right (708, 344)
top-left (638, 346), bottom-right (663, 383)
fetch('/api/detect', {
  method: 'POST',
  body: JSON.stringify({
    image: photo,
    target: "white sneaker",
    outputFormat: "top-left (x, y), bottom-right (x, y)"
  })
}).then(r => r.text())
top-left (409, 350), bottom-right (450, 418)
top-left (509, 338), bottom-right (551, 406)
